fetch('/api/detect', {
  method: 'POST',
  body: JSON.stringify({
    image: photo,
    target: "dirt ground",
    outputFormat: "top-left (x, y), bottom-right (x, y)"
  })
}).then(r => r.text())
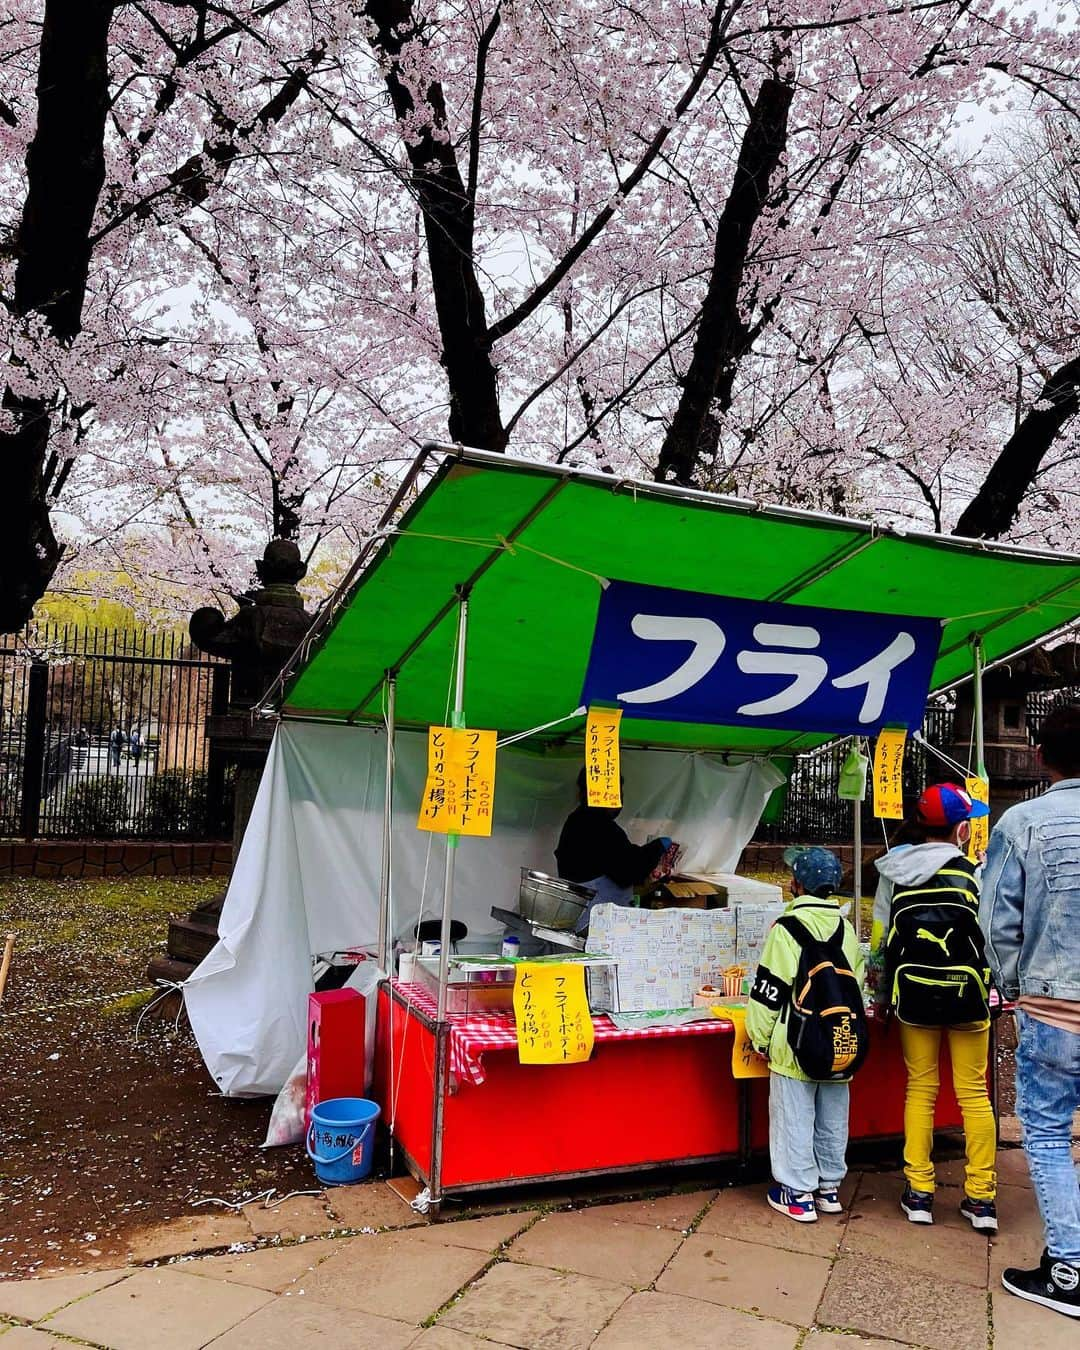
top-left (0, 877), bottom-right (312, 1279)
top-left (0, 872), bottom-right (1018, 1282)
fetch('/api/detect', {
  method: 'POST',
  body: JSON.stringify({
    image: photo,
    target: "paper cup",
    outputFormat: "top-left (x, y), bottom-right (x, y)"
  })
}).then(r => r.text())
top-left (722, 972), bottom-right (742, 998)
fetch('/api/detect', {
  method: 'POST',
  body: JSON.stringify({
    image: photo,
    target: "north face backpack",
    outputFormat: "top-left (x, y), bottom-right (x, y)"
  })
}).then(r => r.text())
top-left (776, 916), bottom-right (869, 1081)
top-left (885, 858), bottom-right (990, 1027)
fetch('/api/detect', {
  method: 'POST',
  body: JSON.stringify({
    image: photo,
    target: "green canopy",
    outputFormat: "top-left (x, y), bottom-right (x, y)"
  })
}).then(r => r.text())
top-left (277, 447), bottom-right (1080, 756)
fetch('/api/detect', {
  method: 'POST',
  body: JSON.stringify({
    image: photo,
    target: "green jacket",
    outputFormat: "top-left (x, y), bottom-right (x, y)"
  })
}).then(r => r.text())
top-left (744, 894), bottom-right (865, 1082)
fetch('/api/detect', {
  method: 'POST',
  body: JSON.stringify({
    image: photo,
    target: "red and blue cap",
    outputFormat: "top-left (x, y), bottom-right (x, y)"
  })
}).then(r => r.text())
top-left (917, 782), bottom-right (990, 827)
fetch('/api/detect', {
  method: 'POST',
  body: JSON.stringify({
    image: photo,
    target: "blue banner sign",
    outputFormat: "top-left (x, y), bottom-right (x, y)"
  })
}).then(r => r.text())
top-left (581, 581), bottom-right (942, 736)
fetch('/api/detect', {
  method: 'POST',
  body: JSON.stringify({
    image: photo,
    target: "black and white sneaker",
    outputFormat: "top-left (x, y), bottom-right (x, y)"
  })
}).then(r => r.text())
top-left (1002, 1250), bottom-right (1080, 1319)
top-left (959, 1195), bottom-right (998, 1234)
top-left (900, 1185), bottom-right (934, 1224)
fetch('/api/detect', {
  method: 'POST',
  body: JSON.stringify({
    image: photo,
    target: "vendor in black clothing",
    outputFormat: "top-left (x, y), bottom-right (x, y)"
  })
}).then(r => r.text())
top-left (555, 768), bottom-right (671, 933)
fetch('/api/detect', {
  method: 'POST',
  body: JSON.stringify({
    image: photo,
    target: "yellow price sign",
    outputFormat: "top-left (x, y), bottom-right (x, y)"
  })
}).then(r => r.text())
top-left (513, 962), bottom-right (595, 1065)
top-left (417, 726), bottom-right (497, 837)
top-left (872, 729), bottom-right (907, 819)
top-left (966, 776), bottom-right (990, 859)
top-left (713, 1005), bottom-right (769, 1079)
top-left (585, 707), bottom-right (622, 808)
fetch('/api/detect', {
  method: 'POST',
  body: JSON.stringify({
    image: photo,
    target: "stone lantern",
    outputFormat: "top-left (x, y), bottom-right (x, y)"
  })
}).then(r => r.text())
top-left (949, 641), bottom-right (1080, 823)
top-left (148, 540), bottom-right (315, 992)
top-left (188, 538), bottom-right (313, 852)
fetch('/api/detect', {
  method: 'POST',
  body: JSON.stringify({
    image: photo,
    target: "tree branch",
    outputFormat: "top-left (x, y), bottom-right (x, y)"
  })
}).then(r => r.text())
top-left (655, 69), bottom-right (794, 485)
top-left (466, 3), bottom-right (501, 214)
top-left (953, 354), bottom-right (1080, 538)
top-left (487, 0), bottom-right (739, 343)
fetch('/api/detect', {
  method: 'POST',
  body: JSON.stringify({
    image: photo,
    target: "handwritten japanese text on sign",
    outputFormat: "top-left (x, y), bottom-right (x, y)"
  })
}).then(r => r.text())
top-left (585, 707), bottom-right (622, 808)
top-left (713, 1005), bottom-right (770, 1079)
top-left (966, 776), bottom-right (990, 859)
top-left (513, 962), bottom-right (595, 1065)
top-left (581, 581), bottom-right (941, 736)
top-left (417, 726), bottom-right (497, 837)
top-left (872, 729), bottom-right (907, 819)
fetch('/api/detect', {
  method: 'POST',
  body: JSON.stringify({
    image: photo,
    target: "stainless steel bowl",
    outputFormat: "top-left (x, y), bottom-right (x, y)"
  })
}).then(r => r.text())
top-left (518, 869), bottom-right (595, 929)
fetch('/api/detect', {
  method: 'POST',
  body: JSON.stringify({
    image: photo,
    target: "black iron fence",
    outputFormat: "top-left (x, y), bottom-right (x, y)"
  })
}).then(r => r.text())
top-left (0, 625), bottom-right (231, 840)
top-left (767, 686), bottom-right (1079, 845)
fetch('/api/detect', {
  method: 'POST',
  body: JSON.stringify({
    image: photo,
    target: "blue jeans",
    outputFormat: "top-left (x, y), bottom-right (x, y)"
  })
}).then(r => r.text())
top-left (769, 1072), bottom-right (850, 1195)
top-left (1015, 1011), bottom-right (1080, 1262)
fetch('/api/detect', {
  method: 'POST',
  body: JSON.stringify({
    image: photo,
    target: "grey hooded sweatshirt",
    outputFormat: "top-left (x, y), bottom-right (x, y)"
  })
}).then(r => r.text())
top-left (871, 842), bottom-right (968, 949)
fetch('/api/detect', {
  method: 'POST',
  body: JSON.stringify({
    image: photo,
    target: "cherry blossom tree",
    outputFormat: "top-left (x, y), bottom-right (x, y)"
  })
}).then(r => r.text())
top-left (2, 0), bottom-right (1077, 628)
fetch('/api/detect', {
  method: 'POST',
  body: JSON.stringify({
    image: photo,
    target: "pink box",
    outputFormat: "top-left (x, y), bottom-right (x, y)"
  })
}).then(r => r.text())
top-left (305, 989), bottom-right (365, 1129)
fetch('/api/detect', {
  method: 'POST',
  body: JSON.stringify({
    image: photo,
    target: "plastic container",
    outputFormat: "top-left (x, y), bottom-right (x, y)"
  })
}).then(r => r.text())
top-left (306, 1097), bottom-right (380, 1186)
top-left (501, 935), bottom-right (521, 959)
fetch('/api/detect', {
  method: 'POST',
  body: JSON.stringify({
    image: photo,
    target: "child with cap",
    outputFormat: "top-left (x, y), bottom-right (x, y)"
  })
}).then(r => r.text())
top-left (747, 846), bottom-right (864, 1223)
top-left (872, 782), bottom-right (997, 1231)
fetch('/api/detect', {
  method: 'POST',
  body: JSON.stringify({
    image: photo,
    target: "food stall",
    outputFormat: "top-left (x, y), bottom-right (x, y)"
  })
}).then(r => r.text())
top-left (191, 443), bottom-right (1080, 1213)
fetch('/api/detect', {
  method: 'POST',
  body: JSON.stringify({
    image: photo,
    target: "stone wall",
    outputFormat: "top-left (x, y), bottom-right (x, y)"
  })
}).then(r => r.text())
top-left (0, 841), bottom-right (233, 879)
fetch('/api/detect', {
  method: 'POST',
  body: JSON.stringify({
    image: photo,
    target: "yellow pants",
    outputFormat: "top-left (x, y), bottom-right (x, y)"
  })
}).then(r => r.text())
top-left (899, 1023), bottom-right (996, 1201)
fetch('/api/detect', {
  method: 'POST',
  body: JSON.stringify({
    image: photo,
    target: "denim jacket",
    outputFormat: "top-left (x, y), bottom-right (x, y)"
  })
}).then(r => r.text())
top-left (979, 778), bottom-right (1080, 1002)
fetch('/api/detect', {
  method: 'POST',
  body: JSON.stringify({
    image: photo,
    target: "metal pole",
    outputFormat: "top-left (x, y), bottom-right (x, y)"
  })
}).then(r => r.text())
top-left (427, 1021), bottom-right (451, 1216)
top-left (436, 593), bottom-right (468, 1020)
top-left (430, 591), bottom-right (468, 1212)
top-left (853, 797), bottom-right (863, 943)
top-left (20, 660), bottom-right (48, 841)
top-left (972, 637), bottom-right (987, 779)
top-left (377, 674), bottom-right (397, 971)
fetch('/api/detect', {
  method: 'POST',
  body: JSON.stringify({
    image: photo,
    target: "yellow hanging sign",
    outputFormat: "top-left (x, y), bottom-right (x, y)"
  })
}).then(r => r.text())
top-left (872, 729), bottom-right (907, 819)
top-left (417, 726), bottom-right (497, 837)
top-left (585, 706), bottom-right (622, 808)
top-left (713, 1005), bottom-right (770, 1079)
top-left (966, 776), bottom-right (990, 859)
top-left (513, 962), bottom-right (595, 1065)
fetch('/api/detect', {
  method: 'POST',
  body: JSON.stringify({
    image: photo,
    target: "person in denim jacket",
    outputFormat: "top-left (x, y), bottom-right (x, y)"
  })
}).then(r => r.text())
top-left (980, 703), bottom-right (1080, 1320)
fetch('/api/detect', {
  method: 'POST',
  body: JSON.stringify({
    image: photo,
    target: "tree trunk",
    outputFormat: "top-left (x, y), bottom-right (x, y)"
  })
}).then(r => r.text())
top-left (0, 0), bottom-right (114, 632)
top-left (954, 355), bottom-right (1080, 539)
top-left (364, 0), bottom-right (505, 451)
top-left (655, 76), bottom-right (793, 487)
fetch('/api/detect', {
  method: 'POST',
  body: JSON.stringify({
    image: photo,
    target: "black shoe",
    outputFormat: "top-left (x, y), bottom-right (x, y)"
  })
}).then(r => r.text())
top-left (1002, 1250), bottom-right (1080, 1319)
top-left (959, 1195), bottom-right (998, 1234)
top-left (900, 1185), bottom-right (934, 1224)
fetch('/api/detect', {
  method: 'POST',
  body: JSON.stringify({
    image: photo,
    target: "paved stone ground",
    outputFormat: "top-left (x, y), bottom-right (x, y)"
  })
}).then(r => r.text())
top-left (3, 1137), bottom-right (1079, 1350)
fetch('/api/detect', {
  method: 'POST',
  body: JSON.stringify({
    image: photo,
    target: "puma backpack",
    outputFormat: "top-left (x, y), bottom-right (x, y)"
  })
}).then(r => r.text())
top-left (885, 858), bottom-right (991, 1026)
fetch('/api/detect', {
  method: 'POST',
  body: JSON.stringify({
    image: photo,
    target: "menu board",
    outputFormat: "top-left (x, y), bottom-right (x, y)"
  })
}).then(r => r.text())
top-left (417, 726), bottom-right (497, 836)
top-left (585, 706), bottom-right (622, 808)
top-left (872, 728), bottom-right (906, 819)
top-left (966, 775), bottom-right (990, 858)
top-left (513, 962), bottom-right (595, 1064)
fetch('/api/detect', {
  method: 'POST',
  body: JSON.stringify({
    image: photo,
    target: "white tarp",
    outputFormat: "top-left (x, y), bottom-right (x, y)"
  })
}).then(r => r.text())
top-left (184, 720), bottom-right (784, 1095)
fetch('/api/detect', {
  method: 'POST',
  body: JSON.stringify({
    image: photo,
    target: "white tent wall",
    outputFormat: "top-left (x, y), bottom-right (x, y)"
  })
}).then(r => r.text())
top-left (184, 720), bottom-right (785, 1096)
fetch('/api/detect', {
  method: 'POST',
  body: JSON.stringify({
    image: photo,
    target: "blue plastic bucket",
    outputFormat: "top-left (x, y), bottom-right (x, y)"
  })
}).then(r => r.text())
top-left (306, 1097), bottom-right (380, 1186)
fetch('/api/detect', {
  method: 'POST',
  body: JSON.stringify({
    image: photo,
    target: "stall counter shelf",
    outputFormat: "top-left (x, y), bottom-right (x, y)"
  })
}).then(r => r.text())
top-left (373, 979), bottom-right (969, 1208)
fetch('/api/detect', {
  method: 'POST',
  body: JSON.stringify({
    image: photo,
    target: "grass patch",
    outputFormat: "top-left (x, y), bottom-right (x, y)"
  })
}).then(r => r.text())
top-left (0, 876), bottom-right (223, 960)
top-left (101, 989), bottom-right (157, 1018)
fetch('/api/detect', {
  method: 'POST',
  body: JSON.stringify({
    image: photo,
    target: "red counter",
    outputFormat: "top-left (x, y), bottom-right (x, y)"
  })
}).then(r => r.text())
top-left (373, 982), bottom-right (965, 1204)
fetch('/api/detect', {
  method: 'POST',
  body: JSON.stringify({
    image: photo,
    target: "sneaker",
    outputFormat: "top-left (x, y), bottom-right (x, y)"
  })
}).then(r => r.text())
top-left (767, 1184), bottom-right (817, 1223)
top-left (900, 1185), bottom-right (934, 1224)
top-left (1002, 1250), bottom-right (1080, 1319)
top-left (814, 1188), bottom-right (844, 1214)
top-left (959, 1195), bottom-right (998, 1234)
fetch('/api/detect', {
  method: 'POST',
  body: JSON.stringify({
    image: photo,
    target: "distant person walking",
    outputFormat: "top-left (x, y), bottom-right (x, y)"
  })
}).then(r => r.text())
top-left (109, 727), bottom-right (124, 769)
top-left (980, 704), bottom-right (1080, 1320)
top-left (129, 728), bottom-right (142, 766)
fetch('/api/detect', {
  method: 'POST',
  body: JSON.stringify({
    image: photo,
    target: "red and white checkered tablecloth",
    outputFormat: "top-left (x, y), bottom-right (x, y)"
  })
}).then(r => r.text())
top-left (390, 980), bottom-right (733, 1087)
